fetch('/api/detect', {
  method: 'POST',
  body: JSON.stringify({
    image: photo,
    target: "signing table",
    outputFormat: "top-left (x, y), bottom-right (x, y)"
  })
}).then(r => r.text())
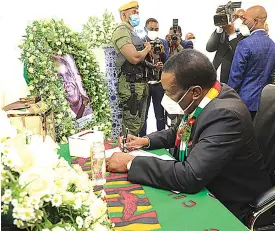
top-left (58, 144), bottom-right (249, 231)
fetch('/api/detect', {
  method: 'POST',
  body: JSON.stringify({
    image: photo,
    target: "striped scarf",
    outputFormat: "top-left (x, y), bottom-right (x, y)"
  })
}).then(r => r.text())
top-left (175, 81), bottom-right (221, 161)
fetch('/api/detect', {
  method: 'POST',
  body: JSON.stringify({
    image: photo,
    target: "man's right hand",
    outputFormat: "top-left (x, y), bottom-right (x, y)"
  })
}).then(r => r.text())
top-left (118, 135), bottom-right (149, 151)
top-left (222, 24), bottom-right (235, 35)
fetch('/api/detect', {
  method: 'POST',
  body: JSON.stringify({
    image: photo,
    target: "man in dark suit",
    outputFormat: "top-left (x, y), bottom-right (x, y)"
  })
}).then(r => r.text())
top-left (106, 49), bottom-right (271, 223)
top-left (228, 6), bottom-right (275, 120)
top-left (206, 9), bottom-right (245, 84)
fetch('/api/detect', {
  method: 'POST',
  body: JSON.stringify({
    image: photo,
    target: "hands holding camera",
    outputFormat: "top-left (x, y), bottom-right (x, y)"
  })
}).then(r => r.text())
top-left (222, 23), bottom-right (236, 35)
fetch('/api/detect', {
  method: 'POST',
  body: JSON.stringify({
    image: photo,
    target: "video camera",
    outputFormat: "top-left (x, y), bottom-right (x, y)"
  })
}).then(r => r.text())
top-left (171, 19), bottom-right (179, 42)
top-left (150, 38), bottom-right (163, 55)
top-left (214, 1), bottom-right (242, 26)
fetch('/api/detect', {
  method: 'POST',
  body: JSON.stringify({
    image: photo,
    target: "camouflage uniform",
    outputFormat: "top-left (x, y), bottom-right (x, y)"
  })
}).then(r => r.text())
top-left (112, 23), bottom-right (149, 136)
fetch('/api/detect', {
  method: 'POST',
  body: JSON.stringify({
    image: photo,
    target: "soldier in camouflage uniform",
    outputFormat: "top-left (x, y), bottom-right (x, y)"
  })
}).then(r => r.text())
top-left (112, 1), bottom-right (151, 136)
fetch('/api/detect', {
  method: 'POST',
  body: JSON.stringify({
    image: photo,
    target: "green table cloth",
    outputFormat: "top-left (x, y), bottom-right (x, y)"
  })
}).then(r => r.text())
top-left (58, 144), bottom-right (249, 231)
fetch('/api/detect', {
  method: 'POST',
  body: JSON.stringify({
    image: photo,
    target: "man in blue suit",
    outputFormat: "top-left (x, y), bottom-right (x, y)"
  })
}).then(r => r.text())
top-left (228, 5), bottom-right (275, 120)
top-left (139, 18), bottom-right (169, 136)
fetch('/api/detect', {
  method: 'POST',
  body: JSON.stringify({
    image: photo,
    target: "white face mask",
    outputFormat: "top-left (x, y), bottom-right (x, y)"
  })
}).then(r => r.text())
top-left (234, 18), bottom-right (243, 31)
top-left (161, 87), bottom-right (194, 115)
top-left (239, 20), bottom-right (256, 37)
top-left (147, 31), bottom-right (159, 40)
top-left (239, 24), bottom-right (251, 36)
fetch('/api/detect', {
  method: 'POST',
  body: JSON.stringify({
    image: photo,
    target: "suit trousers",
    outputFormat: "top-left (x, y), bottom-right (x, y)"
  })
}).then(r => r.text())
top-left (139, 83), bottom-right (165, 136)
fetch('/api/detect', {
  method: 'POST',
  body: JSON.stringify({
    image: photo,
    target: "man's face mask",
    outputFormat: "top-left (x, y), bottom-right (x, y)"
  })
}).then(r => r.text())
top-left (128, 14), bottom-right (140, 27)
top-left (161, 87), bottom-right (195, 115)
top-left (147, 31), bottom-right (159, 40)
top-left (239, 18), bottom-right (256, 36)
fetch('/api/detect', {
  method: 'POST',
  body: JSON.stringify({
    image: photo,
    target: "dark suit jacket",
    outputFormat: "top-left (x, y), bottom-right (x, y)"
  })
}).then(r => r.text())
top-left (128, 84), bottom-right (271, 221)
top-left (206, 30), bottom-right (240, 83)
top-left (254, 84), bottom-right (275, 182)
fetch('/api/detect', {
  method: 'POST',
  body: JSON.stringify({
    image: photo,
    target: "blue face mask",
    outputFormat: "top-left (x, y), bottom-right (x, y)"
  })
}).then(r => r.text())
top-left (129, 14), bottom-right (140, 27)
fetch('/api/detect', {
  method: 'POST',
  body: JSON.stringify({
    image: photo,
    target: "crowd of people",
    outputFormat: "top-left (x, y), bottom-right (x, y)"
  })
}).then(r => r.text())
top-left (107, 0), bottom-right (275, 227)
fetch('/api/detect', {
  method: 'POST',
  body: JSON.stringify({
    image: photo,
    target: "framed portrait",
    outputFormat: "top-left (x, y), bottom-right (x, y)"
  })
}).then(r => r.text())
top-left (53, 54), bottom-right (93, 128)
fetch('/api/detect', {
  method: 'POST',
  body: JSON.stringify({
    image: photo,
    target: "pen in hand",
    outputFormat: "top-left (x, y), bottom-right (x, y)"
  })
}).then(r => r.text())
top-left (122, 128), bottom-right (129, 153)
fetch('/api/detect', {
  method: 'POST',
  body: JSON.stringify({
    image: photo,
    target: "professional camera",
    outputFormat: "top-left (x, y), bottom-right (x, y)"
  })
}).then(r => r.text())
top-left (214, 1), bottom-right (242, 26)
top-left (171, 19), bottom-right (179, 42)
top-left (150, 38), bottom-right (163, 55)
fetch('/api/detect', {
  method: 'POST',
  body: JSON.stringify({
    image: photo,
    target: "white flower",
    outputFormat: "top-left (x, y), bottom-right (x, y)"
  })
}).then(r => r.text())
top-left (42, 229), bottom-right (50, 231)
top-left (84, 216), bottom-right (92, 228)
top-left (72, 164), bottom-right (83, 173)
top-left (14, 219), bottom-right (24, 228)
top-left (4, 189), bottom-right (12, 197)
top-left (74, 197), bottom-right (82, 209)
top-left (89, 199), bottom-right (107, 220)
top-left (28, 85), bottom-right (34, 91)
top-left (57, 50), bottom-right (62, 55)
top-left (93, 223), bottom-right (108, 231)
top-left (12, 199), bottom-right (18, 207)
top-left (75, 173), bottom-right (90, 192)
top-left (62, 192), bottom-right (76, 204)
top-left (35, 210), bottom-right (43, 220)
top-left (51, 194), bottom-right (62, 207)
top-left (17, 207), bottom-right (36, 221)
top-left (28, 67), bottom-right (34, 73)
top-left (2, 204), bottom-right (9, 213)
top-left (2, 193), bottom-right (12, 204)
top-left (56, 41), bottom-right (61, 46)
top-left (76, 216), bottom-right (83, 229)
top-left (52, 227), bottom-right (66, 231)
top-left (60, 38), bottom-right (65, 43)
top-left (19, 167), bottom-right (55, 198)
top-left (29, 34), bottom-right (34, 40)
top-left (2, 148), bottom-right (23, 171)
top-left (54, 178), bottom-right (69, 193)
top-left (43, 194), bottom-right (52, 202)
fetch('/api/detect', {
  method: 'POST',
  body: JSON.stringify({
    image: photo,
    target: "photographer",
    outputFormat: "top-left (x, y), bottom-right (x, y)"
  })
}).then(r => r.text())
top-left (139, 18), bottom-right (169, 136)
top-left (206, 8), bottom-right (245, 84)
top-left (166, 25), bottom-right (193, 57)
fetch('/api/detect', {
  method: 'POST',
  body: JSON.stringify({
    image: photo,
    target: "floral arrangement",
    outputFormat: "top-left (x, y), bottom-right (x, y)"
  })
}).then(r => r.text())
top-left (19, 19), bottom-right (112, 143)
top-left (1, 110), bottom-right (114, 231)
top-left (81, 10), bottom-right (118, 49)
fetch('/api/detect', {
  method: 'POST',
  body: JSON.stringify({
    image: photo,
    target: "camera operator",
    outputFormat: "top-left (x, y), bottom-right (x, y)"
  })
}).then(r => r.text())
top-left (206, 8), bottom-right (245, 84)
top-left (166, 26), bottom-right (193, 57)
top-left (139, 18), bottom-right (169, 136)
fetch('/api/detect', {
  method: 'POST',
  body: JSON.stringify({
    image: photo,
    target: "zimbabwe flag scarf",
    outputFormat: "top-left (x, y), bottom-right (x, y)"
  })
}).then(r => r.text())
top-left (174, 81), bottom-right (222, 161)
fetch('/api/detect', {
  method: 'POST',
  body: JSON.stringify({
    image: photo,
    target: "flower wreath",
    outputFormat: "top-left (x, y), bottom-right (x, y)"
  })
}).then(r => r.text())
top-left (19, 19), bottom-right (111, 143)
top-left (81, 10), bottom-right (118, 49)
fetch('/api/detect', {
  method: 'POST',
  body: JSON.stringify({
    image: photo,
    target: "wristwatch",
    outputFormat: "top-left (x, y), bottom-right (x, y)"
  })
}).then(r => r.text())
top-left (127, 160), bottom-right (133, 171)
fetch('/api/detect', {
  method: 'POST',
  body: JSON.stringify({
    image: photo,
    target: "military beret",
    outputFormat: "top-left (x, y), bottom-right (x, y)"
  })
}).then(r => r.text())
top-left (119, 1), bottom-right (139, 12)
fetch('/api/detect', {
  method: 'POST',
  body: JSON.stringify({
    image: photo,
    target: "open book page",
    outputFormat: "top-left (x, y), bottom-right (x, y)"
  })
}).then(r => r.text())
top-left (104, 147), bottom-right (174, 161)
